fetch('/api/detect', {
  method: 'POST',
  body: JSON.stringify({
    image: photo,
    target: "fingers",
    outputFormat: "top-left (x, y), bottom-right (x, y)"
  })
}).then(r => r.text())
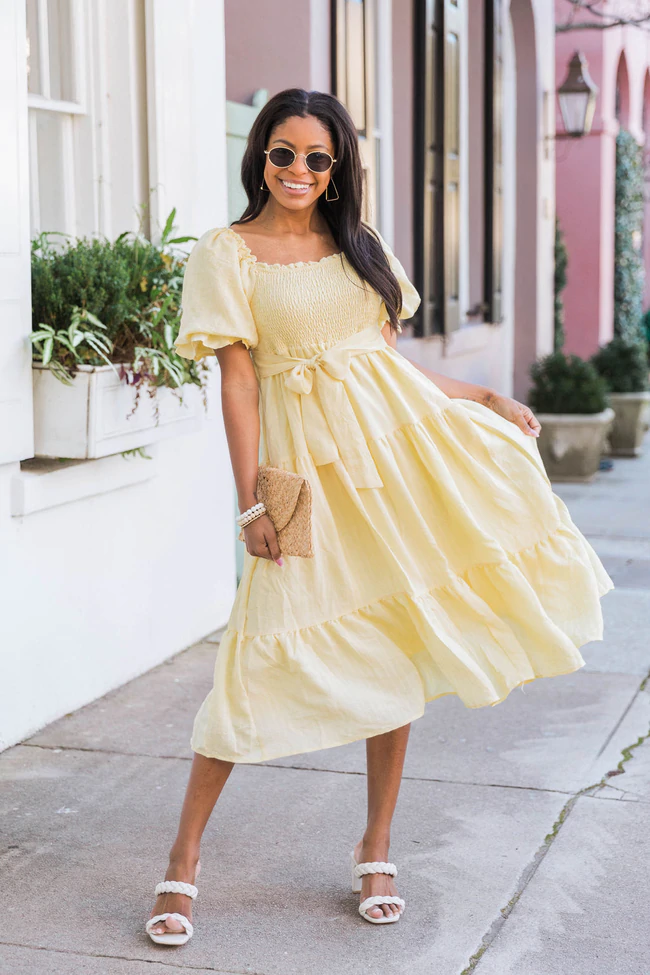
top-left (243, 517), bottom-right (283, 564)
top-left (264, 525), bottom-right (282, 563)
top-left (528, 413), bottom-right (542, 436)
top-left (521, 407), bottom-right (541, 437)
top-left (515, 413), bottom-right (533, 436)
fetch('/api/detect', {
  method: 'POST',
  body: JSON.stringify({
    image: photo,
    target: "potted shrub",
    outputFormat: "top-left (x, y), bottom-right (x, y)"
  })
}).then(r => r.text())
top-left (590, 337), bottom-right (650, 456)
top-left (528, 352), bottom-right (614, 482)
top-left (30, 211), bottom-right (208, 459)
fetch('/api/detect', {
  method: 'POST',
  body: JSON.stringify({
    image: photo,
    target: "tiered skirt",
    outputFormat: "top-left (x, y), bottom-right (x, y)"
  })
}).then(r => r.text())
top-left (191, 346), bottom-right (613, 763)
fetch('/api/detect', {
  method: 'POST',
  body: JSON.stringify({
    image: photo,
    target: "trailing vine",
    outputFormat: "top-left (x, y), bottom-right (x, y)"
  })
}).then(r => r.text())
top-left (614, 130), bottom-right (646, 344)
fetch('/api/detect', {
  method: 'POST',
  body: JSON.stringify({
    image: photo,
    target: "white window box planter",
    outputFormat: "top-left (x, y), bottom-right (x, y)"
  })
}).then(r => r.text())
top-left (33, 363), bottom-right (203, 459)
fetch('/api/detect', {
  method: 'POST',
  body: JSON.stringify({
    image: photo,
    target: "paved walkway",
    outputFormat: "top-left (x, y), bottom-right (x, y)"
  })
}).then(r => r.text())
top-left (2, 439), bottom-right (649, 975)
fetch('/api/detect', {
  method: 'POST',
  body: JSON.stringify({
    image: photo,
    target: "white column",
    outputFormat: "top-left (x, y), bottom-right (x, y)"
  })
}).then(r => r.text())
top-left (532, 0), bottom-right (556, 357)
top-left (376, 0), bottom-right (395, 245)
top-left (0, 0), bottom-right (34, 464)
top-left (310, 0), bottom-right (332, 93)
top-left (145, 0), bottom-right (229, 238)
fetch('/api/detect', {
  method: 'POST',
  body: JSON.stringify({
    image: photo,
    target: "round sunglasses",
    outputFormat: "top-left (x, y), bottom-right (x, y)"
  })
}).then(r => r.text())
top-left (264, 146), bottom-right (336, 174)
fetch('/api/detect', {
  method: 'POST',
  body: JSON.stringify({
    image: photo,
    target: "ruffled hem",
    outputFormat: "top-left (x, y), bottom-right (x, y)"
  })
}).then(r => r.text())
top-left (190, 524), bottom-right (613, 764)
top-left (191, 664), bottom-right (587, 765)
top-left (174, 331), bottom-right (254, 360)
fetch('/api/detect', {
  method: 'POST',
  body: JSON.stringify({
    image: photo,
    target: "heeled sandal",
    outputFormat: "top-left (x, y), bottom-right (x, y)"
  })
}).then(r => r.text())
top-left (350, 851), bottom-right (405, 924)
top-left (145, 867), bottom-right (200, 945)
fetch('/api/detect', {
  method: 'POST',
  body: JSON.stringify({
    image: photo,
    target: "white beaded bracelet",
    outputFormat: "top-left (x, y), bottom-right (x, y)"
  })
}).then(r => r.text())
top-left (236, 502), bottom-right (267, 528)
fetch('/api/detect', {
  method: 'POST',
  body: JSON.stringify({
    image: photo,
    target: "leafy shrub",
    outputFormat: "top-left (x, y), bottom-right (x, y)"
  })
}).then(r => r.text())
top-left (614, 131), bottom-right (646, 344)
top-left (591, 336), bottom-right (649, 393)
top-left (30, 210), bottom-right (207, 411)
top-left (31, 236), bottom-right (133, 338)
top-left (529, 352), bottom-right (609, 414)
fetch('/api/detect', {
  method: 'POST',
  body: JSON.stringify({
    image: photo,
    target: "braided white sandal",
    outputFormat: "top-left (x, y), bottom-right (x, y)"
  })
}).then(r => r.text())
top-left (146, 879), bottom-right (198, 945)
top-left (351, 852), bottom-right (405, 924)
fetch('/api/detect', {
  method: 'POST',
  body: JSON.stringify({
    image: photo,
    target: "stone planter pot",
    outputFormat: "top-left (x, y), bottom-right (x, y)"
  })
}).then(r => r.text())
top-left (535, 407), bottom-right (615, 483)
top-left (33, 363), bottom-right (203, 459)
top-left (606, 391), bottom-right (650, 456)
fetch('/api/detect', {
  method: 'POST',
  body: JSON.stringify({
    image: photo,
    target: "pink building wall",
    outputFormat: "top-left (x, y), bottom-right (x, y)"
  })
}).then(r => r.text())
top-left (224, 0), bottom-right (330, 104)
top-left (555, 2), bottom-right (650, 357)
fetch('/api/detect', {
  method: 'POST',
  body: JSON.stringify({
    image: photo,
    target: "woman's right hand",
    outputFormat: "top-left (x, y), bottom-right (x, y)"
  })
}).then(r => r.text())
top-left (243, 514), bottom-right (283, 564)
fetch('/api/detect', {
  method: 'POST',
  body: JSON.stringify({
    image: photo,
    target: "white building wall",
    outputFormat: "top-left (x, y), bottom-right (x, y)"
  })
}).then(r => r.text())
top-left (0, 0), bottom-right (33, 468)
top-left (0, 0), bottom-right (235, 752)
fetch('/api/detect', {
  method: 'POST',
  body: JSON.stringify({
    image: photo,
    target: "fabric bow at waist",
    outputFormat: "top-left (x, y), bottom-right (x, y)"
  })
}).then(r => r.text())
top-left (253, 325), bottom-right (387, 489)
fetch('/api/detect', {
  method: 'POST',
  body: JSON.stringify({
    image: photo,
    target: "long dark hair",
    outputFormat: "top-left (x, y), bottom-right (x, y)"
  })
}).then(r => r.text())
top-left (236, 88), bottom-right (403, 331)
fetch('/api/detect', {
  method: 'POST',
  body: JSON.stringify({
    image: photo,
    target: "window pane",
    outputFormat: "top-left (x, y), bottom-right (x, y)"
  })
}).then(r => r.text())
top-left (47, 0), bottom-right (75, 101)
top-left (26, 0), bottom-right (42, 95)
top-left (446, 182), bottom-right (459, 299)
top-left (345, 0), bottom-right (366, 132)
top-left (445, 32), bottom-right (459, 155)
top-left (31, 110), bottom-right (68, 233)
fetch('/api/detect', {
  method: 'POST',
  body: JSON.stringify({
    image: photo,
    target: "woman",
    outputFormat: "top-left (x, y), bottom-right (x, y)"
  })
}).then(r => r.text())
top-left (146, 88), bottom-right (613, 941)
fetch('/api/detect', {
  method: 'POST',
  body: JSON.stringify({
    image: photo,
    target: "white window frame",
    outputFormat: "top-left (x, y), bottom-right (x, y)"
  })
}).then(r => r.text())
top-left (375, 0), bottom-right (394, 243)
top-left (27, 0), bottom-right (87, 236)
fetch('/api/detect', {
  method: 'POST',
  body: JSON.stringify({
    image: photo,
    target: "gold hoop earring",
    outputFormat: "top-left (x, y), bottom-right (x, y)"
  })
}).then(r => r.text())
top-left (325, 178), bottom-right (339, 202)
top-left (260, 178), bottom-right (270, 191)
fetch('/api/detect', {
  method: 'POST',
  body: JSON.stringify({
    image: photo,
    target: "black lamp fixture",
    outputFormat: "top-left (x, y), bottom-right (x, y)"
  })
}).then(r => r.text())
top-left (557, 51), bottom-right (599, 138)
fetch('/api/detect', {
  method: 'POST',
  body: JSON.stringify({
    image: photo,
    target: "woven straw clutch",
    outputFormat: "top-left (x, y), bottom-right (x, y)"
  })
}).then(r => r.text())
top-left (238, 466), bottom-right (313, 558)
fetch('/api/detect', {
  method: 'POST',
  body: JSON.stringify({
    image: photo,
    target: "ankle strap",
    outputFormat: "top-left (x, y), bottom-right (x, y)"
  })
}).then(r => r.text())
top-left (353, 861), bottom-right (397, 879)
top-left (154, 881), bottom-right (198, 899)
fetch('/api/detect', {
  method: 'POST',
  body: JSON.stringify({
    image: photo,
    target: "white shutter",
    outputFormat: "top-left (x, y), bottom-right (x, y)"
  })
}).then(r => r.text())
top-left (0, 0), bottom-right (34, 463)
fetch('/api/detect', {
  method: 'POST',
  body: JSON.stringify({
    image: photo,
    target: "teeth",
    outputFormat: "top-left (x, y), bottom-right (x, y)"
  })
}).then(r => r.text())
top-left (282, 180), bottom-right (311, 190)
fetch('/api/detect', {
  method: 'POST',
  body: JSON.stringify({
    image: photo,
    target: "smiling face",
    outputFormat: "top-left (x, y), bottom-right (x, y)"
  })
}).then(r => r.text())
top-left (263, 115), bottom-right (336, 211)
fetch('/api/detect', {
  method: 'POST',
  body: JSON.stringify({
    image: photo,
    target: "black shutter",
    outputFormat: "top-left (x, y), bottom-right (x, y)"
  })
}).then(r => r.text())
top-left (484, 0), bottom-right (503, 323)
top-left (414, 0), bottom-right (461, 336)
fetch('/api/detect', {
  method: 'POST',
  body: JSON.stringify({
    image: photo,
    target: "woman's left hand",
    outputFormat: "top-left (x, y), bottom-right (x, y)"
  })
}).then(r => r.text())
top-left (486, 393), bottom-right (541, 438)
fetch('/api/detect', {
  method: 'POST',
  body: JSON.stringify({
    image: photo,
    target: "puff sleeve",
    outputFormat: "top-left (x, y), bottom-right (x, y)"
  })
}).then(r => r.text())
top-left (175, 228), bottom-right (258, 361)
top-left (370, 227), bottom-right (421, 328)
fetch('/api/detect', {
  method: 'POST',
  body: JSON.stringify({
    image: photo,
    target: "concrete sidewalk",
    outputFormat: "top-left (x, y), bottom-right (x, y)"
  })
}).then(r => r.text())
top-left (2, 442), bottom-right (650, 975)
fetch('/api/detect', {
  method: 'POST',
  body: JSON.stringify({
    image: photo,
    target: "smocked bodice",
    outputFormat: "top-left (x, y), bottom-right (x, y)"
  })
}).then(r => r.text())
top-left (235, 237), bottom-right (384, 355)
top-left (174, 226), bottom-right (420, 362)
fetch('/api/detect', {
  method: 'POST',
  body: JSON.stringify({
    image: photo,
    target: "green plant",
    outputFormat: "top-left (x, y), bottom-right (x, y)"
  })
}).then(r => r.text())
top-left (614, 131), bottom-right (646, 344)
top-left (554, 219), bottom-right (568, 353)
top-left (30, 307), bottom-right (116, 384)
top-left (642, 308), bottom-right (650, 349)
top-left (30, 210), bottom-right (206, 413)
top-left (528, 352), bottom-right (609, 414)
top-left (591, 336), bottom-right (650, 393)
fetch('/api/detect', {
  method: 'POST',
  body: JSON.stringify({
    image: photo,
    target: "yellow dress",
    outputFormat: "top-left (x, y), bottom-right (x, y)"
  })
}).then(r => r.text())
top-left (175, 226), bottom-right (614, 764)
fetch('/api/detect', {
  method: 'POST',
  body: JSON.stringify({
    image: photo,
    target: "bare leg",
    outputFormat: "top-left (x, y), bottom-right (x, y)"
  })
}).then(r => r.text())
top-left (354, 723), bottom-right (410, 920)
top-left (149, 753), bottom-right (234, 935)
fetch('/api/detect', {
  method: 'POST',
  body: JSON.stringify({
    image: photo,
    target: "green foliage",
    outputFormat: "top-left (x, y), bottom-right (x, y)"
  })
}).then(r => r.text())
top-left (529, 352), bottom-right (609, 414)
top-left (642, 308), bottom-right (650, 348)
top-left (590, 336), bottom-right (649, 393)
top-left (614, 131), bottom-right (646, 343)
top-left (30, 308), bottom-right (115, 385)
top-left (554, 219), bottom-right (568, 353)
top-left (30, 210), bottom-right (205, 409)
